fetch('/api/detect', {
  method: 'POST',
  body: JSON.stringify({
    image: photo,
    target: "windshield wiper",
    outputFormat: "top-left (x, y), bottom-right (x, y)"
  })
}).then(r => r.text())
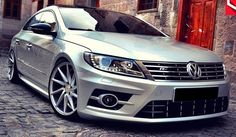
top-left (68, 28), bottom-right (94, 31)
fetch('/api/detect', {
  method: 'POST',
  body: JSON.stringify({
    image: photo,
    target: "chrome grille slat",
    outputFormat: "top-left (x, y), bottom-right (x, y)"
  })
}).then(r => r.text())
top-left (145, 65), bottom-right (186, 68)
top-left (143, 62), bottom-right (224, 81)
top-left (201, 70), bottom-right (224, 73)
top-left (149, 70), bottom-right (187, 73)
top-left (152, 75), bottom-right (191, 78)
top-left (200, 66), bottom-right (223, 69)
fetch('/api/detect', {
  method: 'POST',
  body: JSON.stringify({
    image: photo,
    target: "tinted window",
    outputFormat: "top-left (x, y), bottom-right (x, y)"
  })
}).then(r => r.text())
top-left (23, 12), bottom-right (43, 30)
top-left (59, 7), bottom-right (165, 36)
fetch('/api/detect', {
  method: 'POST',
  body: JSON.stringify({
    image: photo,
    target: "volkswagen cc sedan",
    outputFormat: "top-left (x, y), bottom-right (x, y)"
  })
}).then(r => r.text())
top-left (8, 5), bottom-right (230, 123)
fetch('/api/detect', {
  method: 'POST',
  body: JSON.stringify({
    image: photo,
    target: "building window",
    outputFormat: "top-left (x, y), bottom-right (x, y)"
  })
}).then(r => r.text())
top-left (138, 0), bottom-right (158, 11)
top-left (3, 0), bottom-right (21, 19)
top-left (48, 0), bottom-right (55, 6)
top-left (37, 0), bottom-right (44, 11)
top-left (91, 0), bottom-right (100, 7)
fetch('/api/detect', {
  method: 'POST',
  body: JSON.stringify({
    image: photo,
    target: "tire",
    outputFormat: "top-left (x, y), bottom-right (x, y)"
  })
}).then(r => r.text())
top-left (48, 60), bottom-right (78, 119)
top-left (8, 51), bottom-right (19, 83)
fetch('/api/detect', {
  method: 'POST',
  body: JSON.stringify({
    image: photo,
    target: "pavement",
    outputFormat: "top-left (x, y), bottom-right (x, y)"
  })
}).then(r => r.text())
top-left (0, 56), bottom-right (236, 137)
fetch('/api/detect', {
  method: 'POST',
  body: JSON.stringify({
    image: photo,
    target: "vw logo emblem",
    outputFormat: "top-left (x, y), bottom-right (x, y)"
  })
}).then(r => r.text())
top-left (187, 62), bottom-right (202, 79)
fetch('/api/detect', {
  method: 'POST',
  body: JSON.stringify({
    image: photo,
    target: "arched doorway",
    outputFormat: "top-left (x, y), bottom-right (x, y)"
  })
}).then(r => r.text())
top-left (37, 0), bottom-right (44, 11)
top-left (48, 0), bottom-right (55, 6)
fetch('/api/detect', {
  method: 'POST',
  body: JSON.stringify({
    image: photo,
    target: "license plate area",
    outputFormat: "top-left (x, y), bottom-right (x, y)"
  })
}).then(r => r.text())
top-left (174, 87), bottom-right (218, 102)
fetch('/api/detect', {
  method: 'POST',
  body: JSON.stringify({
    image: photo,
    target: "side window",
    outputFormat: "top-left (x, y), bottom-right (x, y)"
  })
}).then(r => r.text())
top-left (40, 11), bottom-right (57, 32)
top-left (23, 13), bottom-right (43, 30)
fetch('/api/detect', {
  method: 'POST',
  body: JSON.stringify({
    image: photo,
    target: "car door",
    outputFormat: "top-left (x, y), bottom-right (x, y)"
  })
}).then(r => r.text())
top-left (27, 11), bottom-right (58, 87)
top-left (15, 12), bottom-right (43, 79)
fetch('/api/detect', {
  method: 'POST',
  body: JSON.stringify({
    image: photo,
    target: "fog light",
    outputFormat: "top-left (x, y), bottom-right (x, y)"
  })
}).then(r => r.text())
top-left (99, 94), bottom-right (118, 108)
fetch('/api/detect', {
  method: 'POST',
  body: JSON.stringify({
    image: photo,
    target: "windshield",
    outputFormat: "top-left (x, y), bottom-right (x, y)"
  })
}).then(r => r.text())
top-left (59, 7), bottom-right (166, 36)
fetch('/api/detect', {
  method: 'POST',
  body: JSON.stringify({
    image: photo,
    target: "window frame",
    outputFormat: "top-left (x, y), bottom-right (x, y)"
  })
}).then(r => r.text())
top-left (3, 0), bottom-right (22, 20)
top-left (23, 12), bottom-right (44, 31)
top-left (22, 10), bottom-right (58, 33)
top-left (137, 0), bottom-right (158, 12)
top-left (90, 0), bottom-right (100, 7)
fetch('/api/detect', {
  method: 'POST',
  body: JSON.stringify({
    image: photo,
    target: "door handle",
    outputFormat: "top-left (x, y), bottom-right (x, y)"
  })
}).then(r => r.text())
top-left (26, 43), bottom-right (32, 51)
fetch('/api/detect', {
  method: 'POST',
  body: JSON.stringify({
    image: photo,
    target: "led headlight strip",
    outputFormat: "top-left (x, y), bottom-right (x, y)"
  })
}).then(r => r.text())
top-left (84, 52), bottom-right (145, 78)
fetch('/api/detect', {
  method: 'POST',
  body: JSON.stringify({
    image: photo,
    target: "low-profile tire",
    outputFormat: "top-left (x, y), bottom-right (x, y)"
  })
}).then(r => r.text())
top-left (49, 60), bottom-right (79, 119)
top-left (8, 51), bottom-right (19, 83)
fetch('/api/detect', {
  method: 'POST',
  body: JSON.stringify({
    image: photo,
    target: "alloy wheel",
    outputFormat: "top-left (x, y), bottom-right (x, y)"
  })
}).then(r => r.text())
top-left (8, 51), bottom-right (15, 80)
top-left (49, 62), bottom-right (78, 116)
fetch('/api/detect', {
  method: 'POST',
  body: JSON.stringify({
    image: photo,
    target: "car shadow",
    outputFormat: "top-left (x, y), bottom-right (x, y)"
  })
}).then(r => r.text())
top-left (77, 117), bottom-right (227, 134)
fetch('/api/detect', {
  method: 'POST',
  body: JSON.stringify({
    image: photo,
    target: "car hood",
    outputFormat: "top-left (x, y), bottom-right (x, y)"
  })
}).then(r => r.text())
top-left (62, 31), bottom-right (222, 62)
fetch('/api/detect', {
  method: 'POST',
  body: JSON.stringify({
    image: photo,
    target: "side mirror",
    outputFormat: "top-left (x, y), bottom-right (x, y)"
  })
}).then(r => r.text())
top-left (30, 23), bottom-right (56, 36)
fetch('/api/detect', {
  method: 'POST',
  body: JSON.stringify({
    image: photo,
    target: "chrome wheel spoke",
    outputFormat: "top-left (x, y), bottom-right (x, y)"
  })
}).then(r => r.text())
top-left (67, 103), bottom-right (72, 109)
top-left (71, 86), bottom-right (77, 91)
top-left (10, 53), bottom-right (14, 62)
top-left (71, 92), bottom-right (78, 98)
top-left (52, 78), bottom-right (65, 86)
top-left (71, 74), bottom-right (76, 87)
top-left (51, 87), bottom-right (64, 95)
top-left (56, 90), bottom-right (65, 106)
top-left (58, 67), bottom-right (68, 83)
top-left (63, 94), bottom-right (68, 113)
top-left (8, 52), bottom-right (15, 80)
top-left (8, 69), bottom-right (12, 76)
top-left (67, 95), bottom-right (75, 111)
top-left (9, 57), bottom-right (14, 63)
top-left (66, 64), bottom-right (72, 84)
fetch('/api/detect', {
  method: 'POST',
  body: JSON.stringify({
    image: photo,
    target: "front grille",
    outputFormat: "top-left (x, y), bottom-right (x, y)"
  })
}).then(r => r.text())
top-left (135, 97), bottom-right (228, 119)
top-left (143, 62), bottom-right (224, 81)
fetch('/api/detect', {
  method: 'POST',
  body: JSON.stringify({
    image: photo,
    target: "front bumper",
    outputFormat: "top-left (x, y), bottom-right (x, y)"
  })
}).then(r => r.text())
top-left (75, 63), bottom-right (230, 123)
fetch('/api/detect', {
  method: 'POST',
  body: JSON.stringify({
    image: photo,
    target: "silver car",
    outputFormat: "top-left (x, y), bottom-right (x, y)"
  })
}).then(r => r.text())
top-left (8, 5), bottom-right (230, 123)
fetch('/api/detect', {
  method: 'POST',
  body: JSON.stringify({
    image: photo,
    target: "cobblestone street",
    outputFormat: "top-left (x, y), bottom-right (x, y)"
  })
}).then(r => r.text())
top-left (0, 56), bottom-right (236, 137)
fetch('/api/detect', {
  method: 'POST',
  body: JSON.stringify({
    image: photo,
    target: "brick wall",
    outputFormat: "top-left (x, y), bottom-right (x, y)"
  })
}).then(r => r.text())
top-left (0, 0), bottom-right (3, 37)
top-left (214, 0), bottom-right (236, 72)
top-left (56, 0), bottom-right (74, 5)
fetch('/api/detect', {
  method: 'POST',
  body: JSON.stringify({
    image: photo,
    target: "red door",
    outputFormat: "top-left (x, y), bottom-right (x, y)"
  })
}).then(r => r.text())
top-left (176, 0), bottom-right (217, 50)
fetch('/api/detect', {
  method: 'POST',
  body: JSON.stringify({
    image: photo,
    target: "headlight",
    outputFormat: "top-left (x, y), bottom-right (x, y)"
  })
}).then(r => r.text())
top-left (223, 64), bottom-right (227, 79)
top-left (84, 52), bottom-right (145, 78)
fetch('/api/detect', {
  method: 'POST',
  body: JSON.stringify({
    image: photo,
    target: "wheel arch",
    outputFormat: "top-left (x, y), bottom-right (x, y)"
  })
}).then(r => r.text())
top-left (50, 53), bottom-right (74, 74)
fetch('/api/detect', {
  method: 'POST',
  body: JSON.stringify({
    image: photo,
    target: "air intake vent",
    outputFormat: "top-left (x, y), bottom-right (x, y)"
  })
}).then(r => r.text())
top-left (135, 97), bottom-right (228, 119)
